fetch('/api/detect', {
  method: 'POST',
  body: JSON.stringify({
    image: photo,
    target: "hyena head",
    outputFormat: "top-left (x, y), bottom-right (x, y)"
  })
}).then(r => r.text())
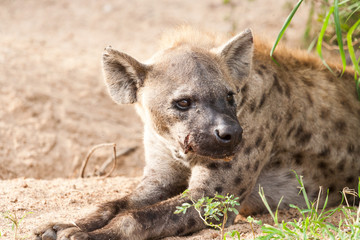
top-left (102, 29), bottom-right (253, 161)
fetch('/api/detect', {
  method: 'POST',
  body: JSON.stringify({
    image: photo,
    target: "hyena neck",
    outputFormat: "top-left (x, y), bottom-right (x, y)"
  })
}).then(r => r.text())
top-left (143, 124), bottom-right (188, 165)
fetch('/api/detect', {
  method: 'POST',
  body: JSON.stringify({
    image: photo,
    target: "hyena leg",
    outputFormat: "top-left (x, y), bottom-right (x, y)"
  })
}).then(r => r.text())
top-left (55, 164), bottom-right (243, 240)
top-left (35, 162), bottom-right (190, 240)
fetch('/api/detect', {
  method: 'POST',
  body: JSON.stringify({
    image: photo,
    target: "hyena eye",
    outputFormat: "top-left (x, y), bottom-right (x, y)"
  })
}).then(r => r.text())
top-left (175, 99), bottom-right (191, 110)
top-left (226, 92), bottom-right (235, 105)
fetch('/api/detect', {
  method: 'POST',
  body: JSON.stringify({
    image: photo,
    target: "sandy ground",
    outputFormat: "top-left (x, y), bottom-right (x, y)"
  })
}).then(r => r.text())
top-left (0, 0), bottom-right (334, 239)
top-left (0, 177), bottom-right (311, 240)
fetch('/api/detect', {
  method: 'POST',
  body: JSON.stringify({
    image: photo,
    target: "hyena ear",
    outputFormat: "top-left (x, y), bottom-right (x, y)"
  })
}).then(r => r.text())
top-left (102, 46), bottom-right (148, 104)
top-left (216, 29), bottom-right (253, 80)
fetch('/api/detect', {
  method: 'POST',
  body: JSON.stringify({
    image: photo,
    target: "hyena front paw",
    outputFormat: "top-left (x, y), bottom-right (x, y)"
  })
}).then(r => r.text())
top-left (56, 227), bottom-right (89, 240)
top-left (34, 223), bottom-right (88, 240)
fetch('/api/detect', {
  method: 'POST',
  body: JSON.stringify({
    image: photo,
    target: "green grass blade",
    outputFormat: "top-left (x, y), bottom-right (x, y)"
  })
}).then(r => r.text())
top-left (270, 0), bottom-right (304, 63)
top-left (317, 6), bottom-right (335, 75)
top-left (258, 186), bottom-right (277, 224)
top-left (307, 37), bottom-right (318, 52)
top-left (294, 172), bottom-right (311, 209)
top-left (334, 0), bottom-right (347, 76)
top-left (347, 18), bottom-right (360, 100)
top-left (319, 189), bottom-right (330, 218)
top-left (347, 19), bottom-right (360, 75)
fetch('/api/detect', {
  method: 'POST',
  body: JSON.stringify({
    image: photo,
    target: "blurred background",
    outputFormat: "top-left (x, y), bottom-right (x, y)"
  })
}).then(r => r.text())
top-left (1, 0), bottom-right (350, 180)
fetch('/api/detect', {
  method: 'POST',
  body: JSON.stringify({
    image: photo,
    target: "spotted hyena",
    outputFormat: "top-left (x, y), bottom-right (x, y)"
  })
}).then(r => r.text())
top-left (35, 27), bottom-right (360, 240)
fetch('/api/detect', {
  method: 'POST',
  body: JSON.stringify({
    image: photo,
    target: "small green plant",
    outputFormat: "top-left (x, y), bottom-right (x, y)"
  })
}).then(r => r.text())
top-left (2, 211), bottom-right (33, 240)
top-left (174, 189), bottom-right (241, 240)
top-left (247, 216), bottom-right (263, 239)
top-left (252, 172), bottom-right (360, 239)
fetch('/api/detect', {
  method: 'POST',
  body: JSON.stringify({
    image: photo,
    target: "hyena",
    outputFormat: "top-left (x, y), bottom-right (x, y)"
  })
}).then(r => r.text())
top-left (35, 27), bottom-right (360, 240)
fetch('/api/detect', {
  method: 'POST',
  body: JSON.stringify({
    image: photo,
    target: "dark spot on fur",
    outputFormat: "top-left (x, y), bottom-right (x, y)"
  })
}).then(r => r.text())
top-left (249, 100), bottom-right (256, 113)
top-left (256, 69), bottom-right (263, 76)
top-left (238, 195), bottom-right (246, 202)
top-left (340, 98), bottom-right (352, 113)
top-left (294, 124), bottom-right (312, 145)
top-left (302, 77), bottom-right (314, 87)
top-left (255, 134), bottom-right (263, 147)
top-left (261, 141), bottom-right (267, 151)
top-left (241, 84), bottom-right (248, 95)
top-left (320, 108), bottom-right (330, 120)
top-left (271, 127), bottom-right (277, 138)
top-left (272, 159), bottom-right (281, 167)
top-left (328, 184), bottom-right (335, 193)
top-left (134, 210), bottom-right (157, 227)
top-left (234, 176), bottom-right (242, 185)
top-left (259, 64), bottom-right (267, 70)
top-left (284, 82), bottom-right (291, 98)
top-left (293, 153), bottom-right (303, 165)
top-left (222, 162), bottom-right (232, 169)
top-left (207, 162), bottom-right (219, 170)
top-left (253, 161), bottom-right (259, 172)
top-left (239, 96), bottom-right (246, 107)
top-left (176, 227), bottom-right (185, 235)
top-left (187, 218), bottom-right (196, 229)
top-left (286, 112), bottom-right (293, 124)
top-left (334, 120), bottom-right (347, 134)
top-left (306, 91), bottom-right (313, 105)
top-left (295, 124), bottom-right (304, 137)
top-left (245, 162), bottom-right (251, 170)
top-left (244, 146), bottom-right (252, 155)
top-left (318, 147), bottom-right (330, 157)
top-left (347, 144), bottom-right (355, 154)
top-left (318, 161), bottom-right (328, 169)
top-left (258, 93), bottom-right (266, 109)
top-left (287, 125), bottom-right (296, 137)
top-left (337, 158), bottom-right (346, 172)
top-left (346, 176), bottom-right (354, 184)
top-left (272, 73), bottom-right (283, 94)
top-left (215, 186), bottom-right (223, 194)
top-left (238, 187), bottom-right (246, 196)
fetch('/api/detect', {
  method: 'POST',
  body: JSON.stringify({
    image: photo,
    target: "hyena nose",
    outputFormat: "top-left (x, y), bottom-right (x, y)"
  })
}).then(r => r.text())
top-left (214, 124), bottom-right (243, 146)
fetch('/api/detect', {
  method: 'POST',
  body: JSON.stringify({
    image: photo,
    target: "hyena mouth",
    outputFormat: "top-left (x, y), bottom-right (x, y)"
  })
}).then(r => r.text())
top-left (183, 134), bottom-right (194, 154)
top-left (181, 133), bottom-right (237, 160)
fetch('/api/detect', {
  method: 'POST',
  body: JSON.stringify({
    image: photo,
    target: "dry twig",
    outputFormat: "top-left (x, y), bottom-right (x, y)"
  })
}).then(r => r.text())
top-left (79, 143), bottom-right (137, 178)
top-left (95, 147), bottom-right (137, 177)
